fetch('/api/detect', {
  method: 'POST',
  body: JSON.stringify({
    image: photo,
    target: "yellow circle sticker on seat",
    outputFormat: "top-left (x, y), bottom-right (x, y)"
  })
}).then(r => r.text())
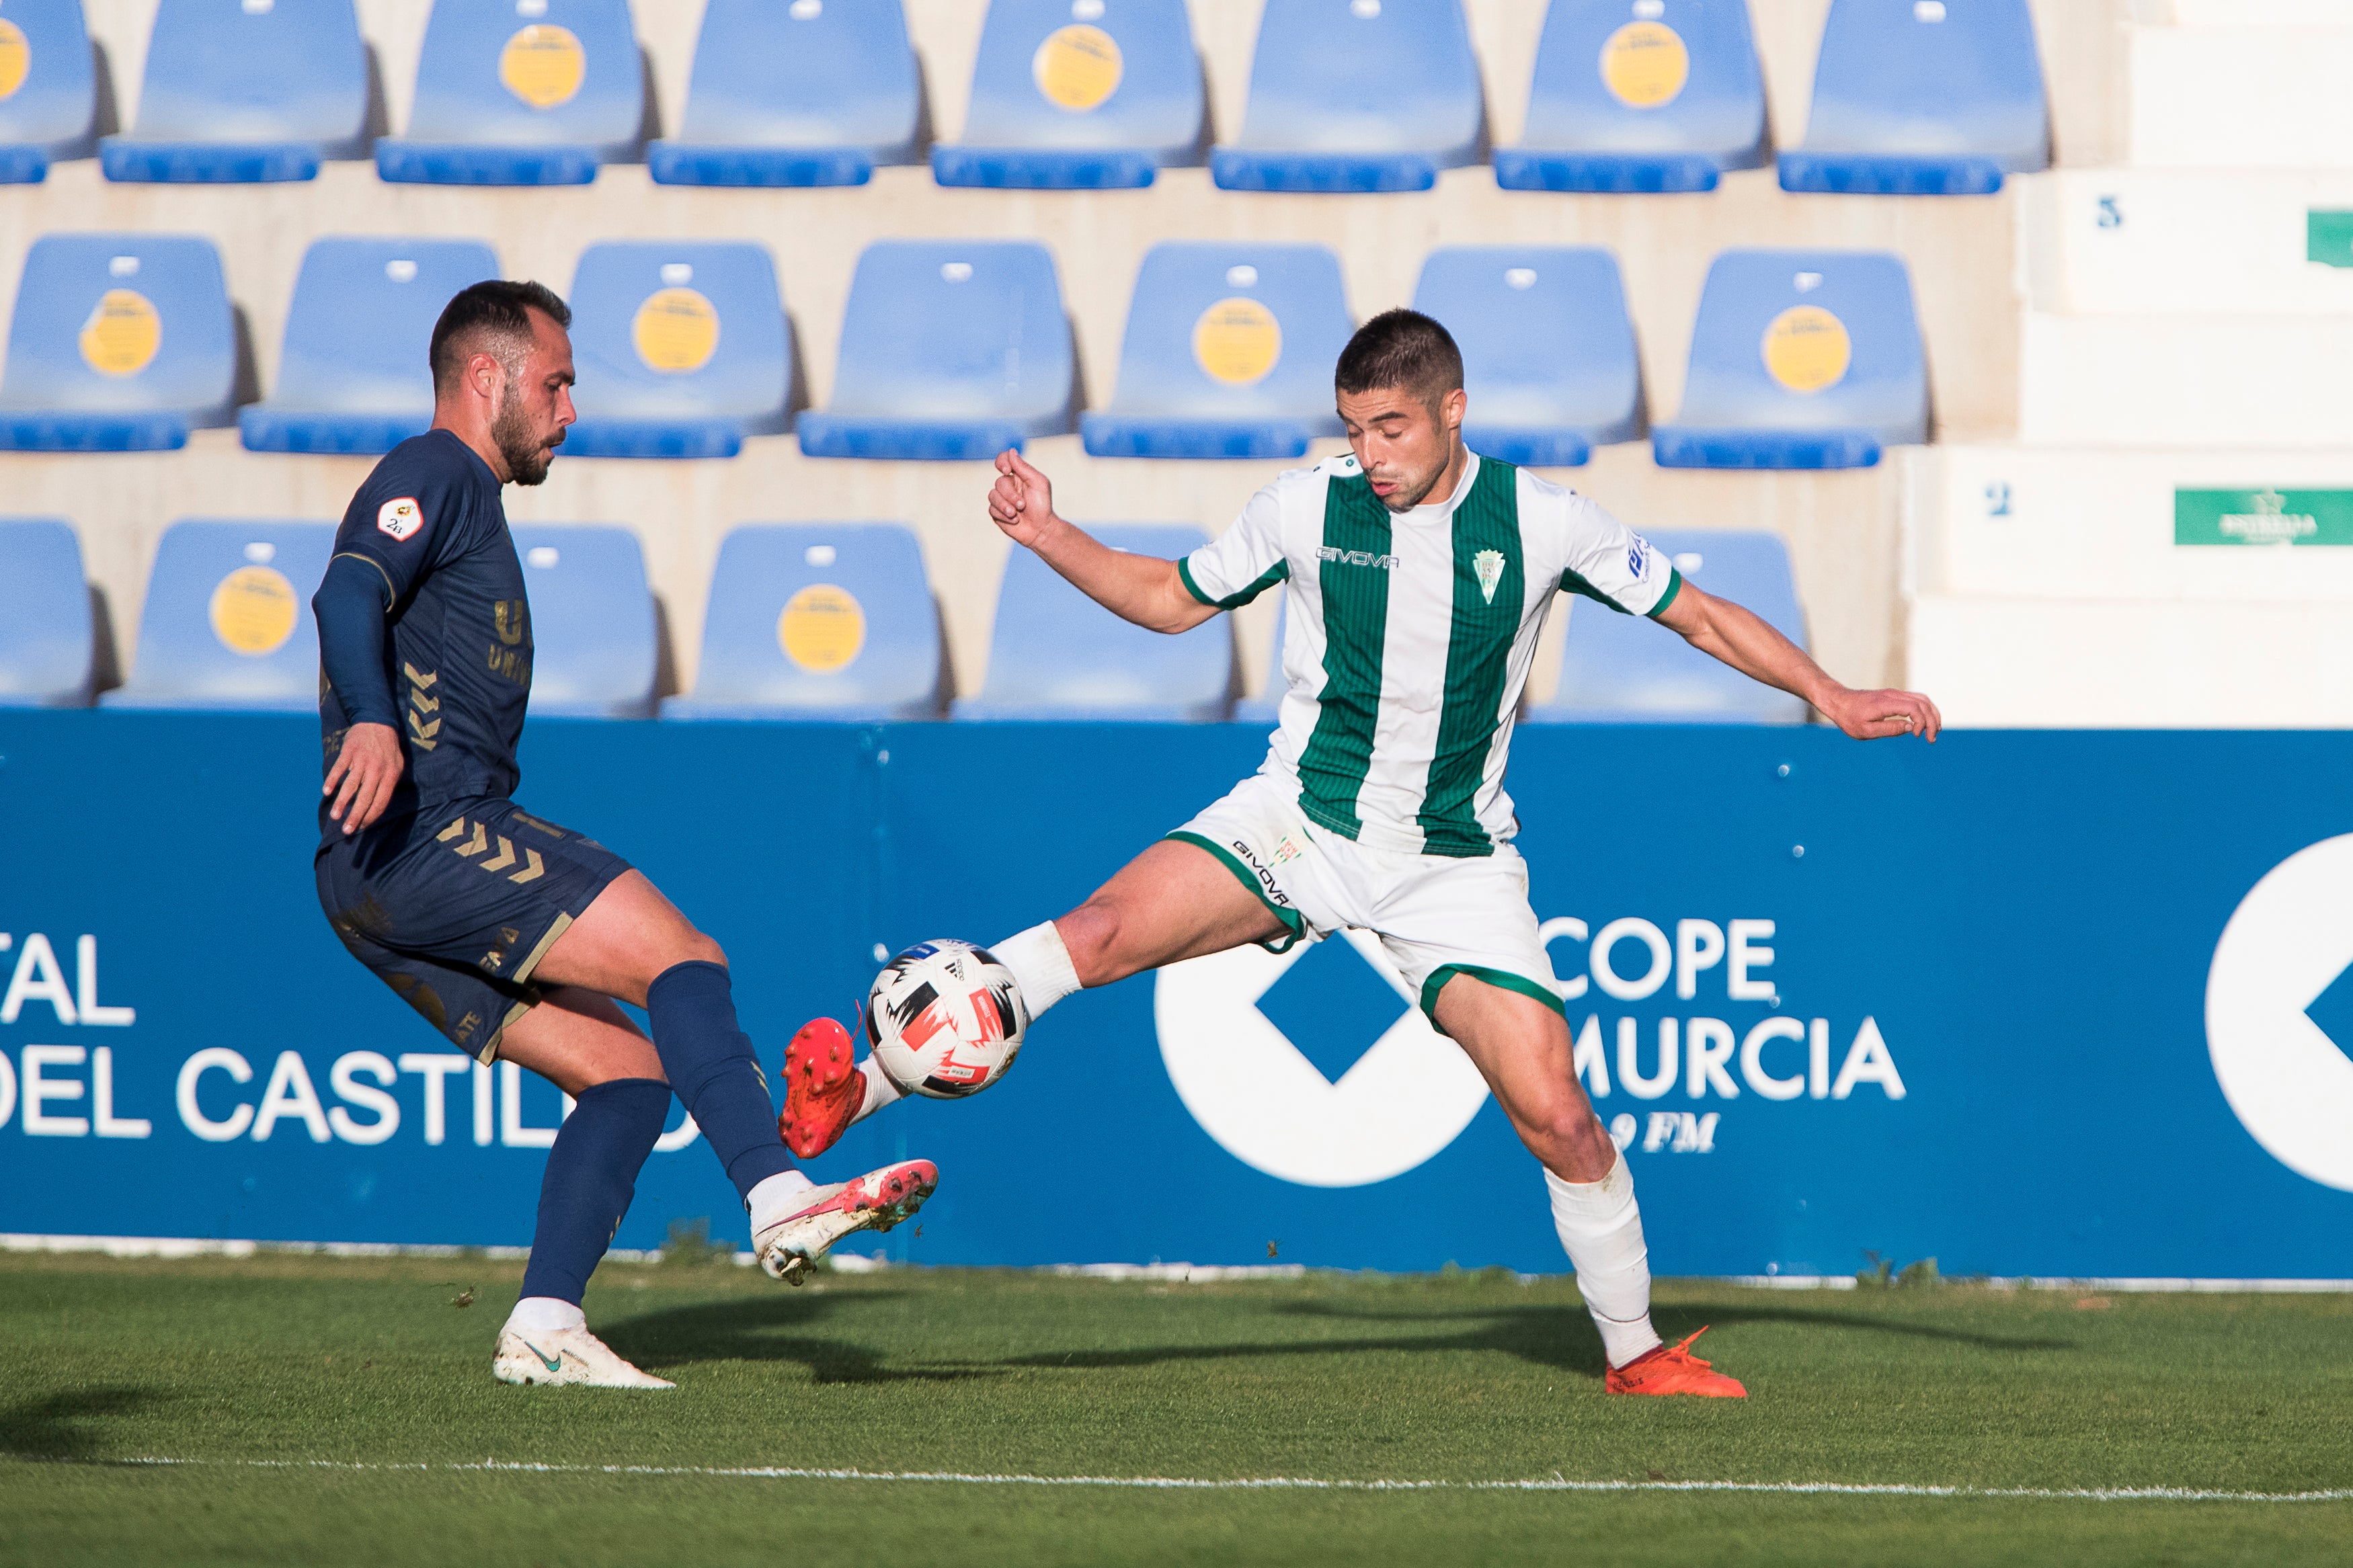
top-left (501, 24), bottom-right (585, 110)
top-left (210, 566), bottom-right (298, 656)
top-left (1033, 24), bottom-right (1123, 111)
top-left (0, 21), bottom-right (31, 101)
top-left (778, 585), bottom-right (866, 673)
top-left (1761, 305), bottom-right (1851, 394)
top-left (633, 287), bottom-right (720, 374)
top-left (79, 290), bottom-right (161, 377)
top-left (1599, 21), bottom-right (1688, 109)
top-left (1193, 298), bottom-right (1281, 386)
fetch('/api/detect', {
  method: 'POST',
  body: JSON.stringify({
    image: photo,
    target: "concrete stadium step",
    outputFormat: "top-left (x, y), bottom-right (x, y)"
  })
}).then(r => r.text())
top-left (2130, 24), bottom-right (2353, 169)
top-left (1908, 596), bottom-right (2353, 728)
top-left (2023, 169), bottom-right (2353, 317)
top-left (1913, 446), bottom-right (2353, 602)
top-left (2156, 1), bottom-right (2351, 26)
top-left (2018, 313), bottom-right (2353, 447)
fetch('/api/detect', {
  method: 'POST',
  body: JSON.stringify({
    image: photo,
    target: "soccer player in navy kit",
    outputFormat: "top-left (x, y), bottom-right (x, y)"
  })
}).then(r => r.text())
top-left (312, 281), bottom-right (936, 1388)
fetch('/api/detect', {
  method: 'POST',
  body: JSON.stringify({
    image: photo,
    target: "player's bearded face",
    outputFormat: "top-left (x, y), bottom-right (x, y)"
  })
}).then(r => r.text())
top-left (491, 379), bottom-right (555, 485)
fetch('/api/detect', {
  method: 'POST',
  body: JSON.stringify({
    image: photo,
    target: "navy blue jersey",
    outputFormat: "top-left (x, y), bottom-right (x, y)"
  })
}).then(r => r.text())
top-left (320, 431), bottom-right (530, 838)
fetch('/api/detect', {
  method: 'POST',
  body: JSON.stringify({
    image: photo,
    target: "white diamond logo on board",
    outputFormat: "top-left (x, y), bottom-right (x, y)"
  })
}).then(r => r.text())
top-left (2204, 833), bottom-right (2353, 1192)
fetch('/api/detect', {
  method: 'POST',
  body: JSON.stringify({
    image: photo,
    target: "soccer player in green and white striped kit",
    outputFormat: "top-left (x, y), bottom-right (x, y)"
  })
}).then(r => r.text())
top-left (781, 309), bottom-right (1942, 1398)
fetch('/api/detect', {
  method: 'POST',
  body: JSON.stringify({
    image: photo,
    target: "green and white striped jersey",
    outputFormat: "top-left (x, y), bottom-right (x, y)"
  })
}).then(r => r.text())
top-left (1179, 452), bottom-right (1681, 858)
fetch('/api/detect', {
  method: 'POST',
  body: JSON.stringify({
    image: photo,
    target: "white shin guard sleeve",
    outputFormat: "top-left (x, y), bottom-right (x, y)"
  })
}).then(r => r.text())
top-left (990, 921), bottom-right (1083, 1022)
top-left (1545, 1152), bottom-right (1665, 1368)
top-left (853, 1057), bottom-right (904, 1124)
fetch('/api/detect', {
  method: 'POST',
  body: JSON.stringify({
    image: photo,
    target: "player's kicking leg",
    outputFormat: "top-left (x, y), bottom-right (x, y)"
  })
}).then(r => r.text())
top-left (1432, 977), bottom-right (1743, 1399)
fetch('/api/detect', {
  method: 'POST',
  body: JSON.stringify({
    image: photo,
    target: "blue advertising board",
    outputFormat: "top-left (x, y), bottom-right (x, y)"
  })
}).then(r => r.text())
top-left (2, 712), bottom-right (2350, 1279)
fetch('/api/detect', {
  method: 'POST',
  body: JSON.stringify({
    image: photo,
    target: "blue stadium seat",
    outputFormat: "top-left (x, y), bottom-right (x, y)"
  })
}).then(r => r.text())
top-left (0, 233), bottom-right (237, 452)
top-left (1211, 0), bottom-right (1482, 193)
top-left (648, 0), bottom-right (918, 188)
top-left (510, 525), bottom-right (655, 718)
top-left (1081, 243), bottom-right (1350, 460)
top-left (932, 0), bottom-right (1203, 190)
top-left (1778, 0), bottom-right (2048, 196)
top-left (663, 523), bottom-right (942, 722)
top-left (959, 523), bottom-right (1231, 722)
top-left (240, 238), bottom-right (500, 455)
top-left (377, 0), bottom-right (643, 185)
top-left (1232, 591), bottom-right (1284, 727)
top-left (798, 241), bottom-right (1074, 462)
top-left (562, 241), bottom-right (790, 459)
top-left (0, 519), bottom-right (93, 706)
top-left (1413, 246), bottom-right (1639, 468)
top-left (0, 0), bottom-right (97, 183)
top-left (1525, 529), bottom-right (1806, 725)
top-left (99, 0), bottom-right (367, 183)
top-left (1651, 249), bottom-right (1924, 470)
top-left (1496, 0), bottom-right (1765, 194)
top-left (102, 520), bottom-right (331, 710)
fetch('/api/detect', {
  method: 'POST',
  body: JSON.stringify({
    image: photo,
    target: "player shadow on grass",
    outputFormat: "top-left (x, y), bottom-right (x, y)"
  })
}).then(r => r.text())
top-left (0, 1387), bottom-right (167, 1462)
top-left (992, 1300), bottom-right (2076, 1383)
top-left (599, 1292), bottom-right (1010, 1387)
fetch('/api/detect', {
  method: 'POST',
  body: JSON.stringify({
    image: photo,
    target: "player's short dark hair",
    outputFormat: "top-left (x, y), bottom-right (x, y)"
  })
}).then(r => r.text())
top-left (1334, 308), bottom-right (1464, 411)
top-left (428, 280), bottom-right (571, 397)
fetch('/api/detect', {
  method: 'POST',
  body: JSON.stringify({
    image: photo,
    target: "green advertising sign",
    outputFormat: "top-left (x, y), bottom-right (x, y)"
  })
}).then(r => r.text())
top-left (2175, 488), bottom-right (2353, 546)
top-left (2309, 210), bottom-right (2353, 267)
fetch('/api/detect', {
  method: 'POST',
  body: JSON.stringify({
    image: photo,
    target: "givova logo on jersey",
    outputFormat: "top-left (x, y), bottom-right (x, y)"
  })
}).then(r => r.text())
top-left (1154, 913), bottom-right (1906, 1188)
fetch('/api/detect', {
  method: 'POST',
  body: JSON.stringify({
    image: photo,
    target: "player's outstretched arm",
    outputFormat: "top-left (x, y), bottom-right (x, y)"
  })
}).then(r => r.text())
top-left (1654, 581), bottom-right (1941, 741)
top-left (988, 449), bottom-right (1219, 634)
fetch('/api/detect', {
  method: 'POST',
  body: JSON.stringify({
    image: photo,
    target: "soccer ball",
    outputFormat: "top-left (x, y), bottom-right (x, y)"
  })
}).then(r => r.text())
top-left (867, 940), bottom-right (1028, 1099)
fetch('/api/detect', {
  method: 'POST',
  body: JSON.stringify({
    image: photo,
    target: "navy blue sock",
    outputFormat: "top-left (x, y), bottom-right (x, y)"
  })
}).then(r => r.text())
top-left (645, 960), bottom-right (797, 1204)
top-left (518, 1077), bottom-right (670, 1306)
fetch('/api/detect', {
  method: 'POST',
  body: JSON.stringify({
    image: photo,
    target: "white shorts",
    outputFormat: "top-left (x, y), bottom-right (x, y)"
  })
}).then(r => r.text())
top-left (1167, 770), bottom-right (1566, 1030)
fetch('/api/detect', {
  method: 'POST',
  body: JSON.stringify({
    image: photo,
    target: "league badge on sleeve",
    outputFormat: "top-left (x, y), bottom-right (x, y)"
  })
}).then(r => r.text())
top-left (377, 497), bottom-right (424, 542)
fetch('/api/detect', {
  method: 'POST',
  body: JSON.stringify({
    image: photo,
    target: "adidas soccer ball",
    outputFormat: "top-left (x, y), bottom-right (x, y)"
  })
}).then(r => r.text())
top-left (867, 940), bottom-right (1028, 1099)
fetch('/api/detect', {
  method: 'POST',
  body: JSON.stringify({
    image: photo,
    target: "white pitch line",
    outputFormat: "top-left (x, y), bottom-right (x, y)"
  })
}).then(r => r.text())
top-left (92, 1457), bottom-right (2353, 1503)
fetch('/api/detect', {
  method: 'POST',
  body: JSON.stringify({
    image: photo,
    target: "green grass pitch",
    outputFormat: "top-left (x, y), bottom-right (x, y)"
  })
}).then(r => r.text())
top-left (1, 1251), bottom-right (2347, 1567)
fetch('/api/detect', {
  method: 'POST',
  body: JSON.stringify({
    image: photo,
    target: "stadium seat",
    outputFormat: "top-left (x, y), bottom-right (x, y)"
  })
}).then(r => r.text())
top-left (0, 519), bottom-right (93, 706)
top-left (0, 233), bottom-right (237, 452)
top-left (1778, 0), bottom-right (2048, 196)
top-left (99, 0), bottom-right (368, 183)
top-left (1495, 0), bottom-right (1765, 194)
top-left (102, 520), bottom-right (331, 710)
top-left (377, 0), bottom-right (643, 185)
top-left (959, 523), bottom-right (1231, 722)
top-left (649, 0), bottom-right (918, 188)
top-left (663, 523), bottom-right (943, 722)
top-left (239, 238), bottom-right (500, 455)
top-left (1413, 246), bottom-right (1640, 468)
top-left (509, 525), bottom-right (655, 718)
top-left (561, 241), bottom-right (791, 459)
top-left (1525, 529), bottom-right (1807, 725)
top-left (1232, 591), bottom-right (1285, 726)
top-left (1080, 243), bottom-right (1351, 460)
top-left (0, 0), bottom-right (97, 182)
top-left (1211, 0), bottom-right (1482, 193)
top-left (932, 0), bottom-right (1203, 190)
top-left (797, 241), bottom-right (1074, 462)
top-left (1650, 249), bottom-right (1925, 470)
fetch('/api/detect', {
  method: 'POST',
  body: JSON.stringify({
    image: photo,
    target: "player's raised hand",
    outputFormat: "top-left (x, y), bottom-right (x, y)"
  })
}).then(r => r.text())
top-left (1819, 686), bottom-right (1942, 743)
top-left (324, 721), bottom-right (405, 834)
top-left (987, 448), bottom-right (1060, 547)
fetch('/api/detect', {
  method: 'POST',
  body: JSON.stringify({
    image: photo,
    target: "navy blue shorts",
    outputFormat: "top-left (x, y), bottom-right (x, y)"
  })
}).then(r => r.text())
top-left (315, 798), bottom-right (633, 1063)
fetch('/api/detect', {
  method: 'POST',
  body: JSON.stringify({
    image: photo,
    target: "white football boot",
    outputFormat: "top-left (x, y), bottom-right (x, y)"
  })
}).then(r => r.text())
top-left (493, 1325), bottom-right (676, 1389)
top-left (754, 1158), bottom-right (939, 1285)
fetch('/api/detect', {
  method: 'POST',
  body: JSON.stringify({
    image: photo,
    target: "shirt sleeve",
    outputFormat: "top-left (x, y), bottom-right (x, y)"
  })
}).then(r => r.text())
top-left (1557, 495), bottom-right (1681, 620)
top-left (327, 456), bottom-right (469, 607)
top-left (1178, 484), bottom-right (1290, 610)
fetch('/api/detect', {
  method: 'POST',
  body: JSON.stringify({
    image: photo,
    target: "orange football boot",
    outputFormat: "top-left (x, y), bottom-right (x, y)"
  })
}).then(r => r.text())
top-left (778, 1016), bottom-right (861, 1159)
top-left (1605, 1327), bottom-right (1747, 1398)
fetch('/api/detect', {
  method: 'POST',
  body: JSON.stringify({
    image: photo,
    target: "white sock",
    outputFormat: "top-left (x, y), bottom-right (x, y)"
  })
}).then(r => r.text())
top-left (746, 1169), bottom-right (817, 1234)
top-left (851, 1056), bottom-right (904, 1124)
top-left (990, 921), bottom-right (1083, 1022)
top-left (505, 1296), bottom-right (586, 1335)
top-left (1545, 1151), bottom-right (1664, 1368)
